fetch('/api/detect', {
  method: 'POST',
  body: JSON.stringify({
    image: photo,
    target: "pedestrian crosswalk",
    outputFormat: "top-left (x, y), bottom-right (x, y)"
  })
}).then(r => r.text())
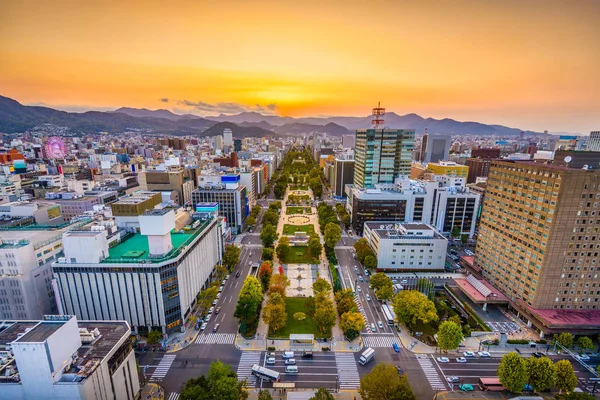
top-left (335, 352), bottom-right (360, 389)
top-left (150, 354), bottom-right (176, 382)
top-left (416, 355), bottom-right (446, 390)
top-left (362, 335), bottom-right (402, 348)
top-left (167, 393), bottom-right (180, 400)
top-left (195, 333), bottom-right (236, 344)
top-left (236, 351), bottom-right (261, 387)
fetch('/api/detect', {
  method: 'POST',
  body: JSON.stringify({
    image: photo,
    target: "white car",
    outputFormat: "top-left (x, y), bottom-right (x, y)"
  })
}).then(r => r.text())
top-left (577, 354), bottom-right (591, 361)
top-left (377, 321), bottom-right (383, 329)
top-left (266, 357), bottom-right (276, 365)
top-left (463, 351), bottom-right (475, 357)
top-left (366, 294), bottom-right (371, 301)
top-left (456, 357), bottom-right (467, 363)
top-left (225, 275), bottom-right (230, 280)
top-left (436, 357), bottom-right (450, 363)
top-left (400, 279), bottom-right (408, 285)
top-left (200, 322), bottom-right (208, 331)
top-left (354, 266), bottom-right (358, 272)
top-left (478, 351), bottom-right (491, 357)
top-left (446, 376), bottom-right (460, 383)
top-left (204, 314), bottom-right (211, 322)
top-left (357, 286), bottom-right (361, 292)
top-left (219, 286), bottom-right (224, 292)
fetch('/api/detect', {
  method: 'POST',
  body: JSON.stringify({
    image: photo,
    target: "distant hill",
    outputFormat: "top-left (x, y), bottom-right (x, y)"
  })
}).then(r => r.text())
top-left (112, 107), bottom-right (191, 121)
top-left (200, 121), bottom-right (275, 138)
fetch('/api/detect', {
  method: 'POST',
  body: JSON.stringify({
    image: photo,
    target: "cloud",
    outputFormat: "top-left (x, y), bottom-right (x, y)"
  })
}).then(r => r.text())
top-left (159, 98), bottom-right (169, 103)
top-left (177, 100), bottom-right (278, 115)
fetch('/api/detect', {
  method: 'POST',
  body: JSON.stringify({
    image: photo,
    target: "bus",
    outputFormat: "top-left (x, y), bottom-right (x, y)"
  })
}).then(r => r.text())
top-left (251, 364), bottom-right (280, 382)
top-left (478, 377), bottom-right (506, 392)
top-left (381, 304), bottom-right (396, 326)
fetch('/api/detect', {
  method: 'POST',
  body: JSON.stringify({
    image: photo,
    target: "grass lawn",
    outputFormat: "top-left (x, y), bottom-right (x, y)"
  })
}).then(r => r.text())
top-left (286, 206), bottom-right (311, 215)
top-left (270, 297), bottom-right (329, 338)
top-left (282, 224), bottom-right (315, 235)
top-left (283, 246), bottom-right (315, 264)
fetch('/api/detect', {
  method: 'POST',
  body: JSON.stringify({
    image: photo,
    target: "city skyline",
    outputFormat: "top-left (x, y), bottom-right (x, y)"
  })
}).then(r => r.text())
top-left (1, 0), bottom-right (599, 133)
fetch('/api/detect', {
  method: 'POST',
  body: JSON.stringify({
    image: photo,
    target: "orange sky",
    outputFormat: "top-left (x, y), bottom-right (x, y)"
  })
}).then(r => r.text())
top-left (1, 0), bottom-right (598, 133)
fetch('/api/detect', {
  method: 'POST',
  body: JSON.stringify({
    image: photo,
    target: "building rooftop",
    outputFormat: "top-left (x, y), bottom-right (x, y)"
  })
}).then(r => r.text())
top-left (516, 299), bottom-right (600, 331)
top-left (15, 321), bottom-right (65, 343)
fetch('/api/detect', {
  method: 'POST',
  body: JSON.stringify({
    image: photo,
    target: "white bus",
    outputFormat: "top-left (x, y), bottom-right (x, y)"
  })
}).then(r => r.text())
top-left (382, 304), bottom-right (396, 326)
top-left (251, 364), bottom-right (280, 382)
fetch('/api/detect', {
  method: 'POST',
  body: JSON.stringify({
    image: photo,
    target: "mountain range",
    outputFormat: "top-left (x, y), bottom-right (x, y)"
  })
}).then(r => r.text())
top-left (0, 94), bottom-right (545, 137)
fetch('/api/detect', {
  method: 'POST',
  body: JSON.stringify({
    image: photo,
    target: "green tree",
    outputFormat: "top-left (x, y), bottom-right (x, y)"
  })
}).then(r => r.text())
top-left (556, 332), bottom-right (574, 348)
top-left (313, 293), bottom-right (336, 334)
top-left (577, 336), bottom-right (593, 351)
top-left (257, 389), bottom-right (273, 400)
top-left (308, 237), bottom-right (323, 259)
top-left (334, 289), bottom-right (357, 315)
top-left (497, 352), bottom-right (527, 393)
top-left (353, 238), bottom-right (374, 263)
top-left (260, 224), bottom-right (278, 248)
top-left (562, 394), bottom-right (596, 400)
top-left (180, 360), bottom-right (248, 400)
top-left (269, 201), bottom-right (282, 210)
top-left (310, 168), bottom-right (320, 179)
top-left (147, 330), bottom-right (162, 345)
top-left (369, 272), bottom-right (393, 300)
top-left (525, 356), bottom-right (556, 393)
top-left (214, 264), bottom-right (229, 282)
top-left (376, 285), bottom-right (394, 302)
top-left (310, 177), bottom-right (323, 198)
top-left (313, 278), bottom-right (332, 294)
top-left (197, 286), bottom-right (219, 312)
top-left (276, 236), bottom-right (290, 262)
top-left (340, 311), bottom-right (365, 340)
top-left (261, 247), bottom-right (274, 261)
top-left (263, 301), bottom-right (287, 332)
top-left (246, 215), bottom-right (256, 227)
top-left (392, 290), bottom-right (438, 327)
top-left (262, 209), bottom-right (279, 226)
top-left (342, 214), bottom-right (351, 229)
top-left (364, 254), bottom-right (377, 270)
top-left (451, 225), bottom-right (461, 239)
top-left (460, 233), bottom-right (469, 244)
top-left (223, 245), bottom-right (241, 269)
top-left (234, 277), bottom-right (263, 326)
top-left (324, 222), bottom-right (342, 249)
top-left (308, 388), bottom-right (335, 400)
top-left (555, 359), bottom-right (578, 394)
top-left (437, 320), bottom-right (464, 352)
top-left (359, 363), bottom-right (416, 400)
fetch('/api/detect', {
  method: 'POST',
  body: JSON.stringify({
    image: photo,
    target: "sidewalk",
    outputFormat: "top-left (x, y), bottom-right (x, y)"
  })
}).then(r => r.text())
top-left (140, 383), bottom-right (164, 400)
top-left (247, 389), bottom-right (361, 400)
top-left (396, 324), bottom-right (437, 354)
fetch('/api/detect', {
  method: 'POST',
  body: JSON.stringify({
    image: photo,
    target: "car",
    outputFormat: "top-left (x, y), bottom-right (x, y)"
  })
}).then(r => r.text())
top-left (285, 358), bottom-right (296, 365)
top-left (266, 357), bottom-right (276, 365)
top-left (377, 321), bottom-right (383, 329)
top-left (248, 261), bottom-right (252, 266)
top-left (204, 315), bottom-right (211, 322)
top-left (357, 286), bottom-right (361, 292)
top-left (301, 351), bottom-right (313, 359)
top-left (221, 279), bottom-right (227, 285)
top-left (400, 279), bottom-right (408, 285)
top-left (354, 266), bottom-right (358, 272)
top-left (267, 352), bottom-right (276, 358)
top-left (371, 323), bottom-right (376, 332)
top-left (216, 293), bottom-right (221, 299)
top-left (212, 299), bottom-right (218, 306)
top-left (459, 384), bottom-right (474, 391)
top-left (364, 269), bottom-right (370, 276)
top-left (366, 294), bottom-right (371, 301)
top-left (236, 271), bottom-right (241, 278)
top-left (436, 357), bottom-right (450, 363)
top-left (219, 286), bottom-right (224, 292)
top-left (391, 279), bottom-right (398, 284)
top-left (212, 323), bottom-right (220, 332)
top-left (465, 249), bottom-right (475, 256)
top-left (225, 275), bottom-right (230, 280)
top-left (392, 343), bottom-right (400, 353)
top-left (359, 275), bottom-right (364, 282)
top-left (215, 307), bottom-right (221, 314)
top-left (200, 322), bottom-right (208, 331)
top-left (446, 376), bottom-right (460, 383)
top-left (456, 357), bottom-right (467, 363)
top-left (532, 352), bottom-right (545, 358)
top-left (208, 306), bottom-right (214, 314)
top-left (477, 351), bottom-right (491, 358)
top-left (463, 351), bottom-right (475, 357)
top-left (577, 354), bottom-right (591, 361)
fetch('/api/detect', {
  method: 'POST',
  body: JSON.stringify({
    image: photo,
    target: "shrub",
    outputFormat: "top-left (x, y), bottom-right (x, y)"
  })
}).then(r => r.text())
top-left (294, 312), bottom-right (306, 321)
top-left (267, 346), bottom-right (276, 351)
top-left (507, 339), bottom-right (530, 344)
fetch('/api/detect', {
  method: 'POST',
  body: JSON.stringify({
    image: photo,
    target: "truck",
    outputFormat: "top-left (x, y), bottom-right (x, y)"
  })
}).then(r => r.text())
top-left (359, 347), bottom-right (375, 365)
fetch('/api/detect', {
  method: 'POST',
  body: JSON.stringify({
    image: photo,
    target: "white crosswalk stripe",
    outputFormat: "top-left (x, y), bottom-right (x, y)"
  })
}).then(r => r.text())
top-left (335, 352), bottom-right (360, 389)
top-left (416, 355), bottom-right (446, 390)
top-left (150, 354), bottom-right (176, 382)
top-left (167, 393), bottom-right (180, 400)
top-left (195, 333), bottom-right (236, 344)
top-left (362, 335), bottom-right (402, 348)
top-left (236, 352), bottom-right (261, 387)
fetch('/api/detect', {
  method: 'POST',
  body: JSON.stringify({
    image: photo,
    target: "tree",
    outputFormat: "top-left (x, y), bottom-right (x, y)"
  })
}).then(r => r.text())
top-left (147, 330), bottom-right (162, 345)
top-left (276, 236), bottom-right (290, 262)
top-left (363, 254), bottom-right (377, 270)
top-left (262, 209), bottom-right (279, 226)
top-left (556, 332), bottom-right (574, 348)
top-left (437, 320), bottom-right (464, 352)
top-left (234, 277), bottom-right (263, 326)
top-left (310, 177), bottom-right (323, 198)
top-left (335, 289), bottom-right (357, 315)
top-left (359, 363), bottom-right (416, 400)
top-left (262, 247), bottom-right (274, 261)
top-left (214, 264), bottom-right (229, 281)
top-left (269, 201), bottom-right (282, 210)
top-left (555, 359), bottom-right (578, 394)
top-left (197, 286), bottom-right (219, 312)
top-left (258, 261), bottom-right (273, 291)
top-left (260, 224), bottom-right (278, 248)
top-left (180, 360), bottom-right (248, 400)
top-left (370, 272), bottom-right (393, 300)
top-left (257, 390), bottom-right (273, 400)
top-left (497, 352), bottom-right (527, 393)
top-left (263, 301), bottom-right (287, 332)
top-left (313, 294), bottom-right (336, 334)
top-left (562, 394), bottom-right (596, 400)
top-left (323, 222), bottom-right (342, 249)
top-left (313, 278), bottom-right (332, 295)
top-left (392, 290), bottom-right (438, 327)
top-left (269, 273), bottom-right (290, 292)
top-left (525, 356), bottom-right (556, 393)
top-left (354, 238), bottom-right (374, 263)
top-left (342, 214), bottom-right (351, 229)
top-left (310, 168), bottom-right (320, 179)
top-left (451, 225), bottom-right (461, 239)
top-left (460, 233), bottom-right (469, 244)
top-left (376, 285), bottom-right (394, 302)
top-left (340, 311), bottom-right (365, 340)
top-left (222, 245), bottom-right (241, 270)
top-left (308, 237), bottom-right (323, 259)
top-left (309, 388), bottom-right (335, 400)
top-left (246, 215), bottom-right (256, 227)
top-left (577, 336), bottom-right (593, 351)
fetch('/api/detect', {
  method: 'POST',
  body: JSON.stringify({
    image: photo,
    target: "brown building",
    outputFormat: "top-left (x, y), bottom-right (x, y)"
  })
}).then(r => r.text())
top-left (141, 166), bottom-right (199, 205)
top-left (214, 152), bottom-right (238, 168)
top-left (466, 158), bottom-right (493, 183)
top-left (110, 191), bottom-right (162, 216)
top-left (157, 137), bottom-right (187, 150)
top-left (471, 148), bottom-right (501, 159)
top-left (475, 160), bottom-right (600, 335)
top-left (0, 149), bottom-right (25, 164)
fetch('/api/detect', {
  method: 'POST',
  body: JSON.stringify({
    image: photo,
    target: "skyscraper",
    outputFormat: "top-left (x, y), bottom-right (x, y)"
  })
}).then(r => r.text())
top-left (422, 135), bottom-right (451, 163)
top-left (588, 131), bottom-right (600, 151)
top-left (223, 128), bottom-right (233, 147)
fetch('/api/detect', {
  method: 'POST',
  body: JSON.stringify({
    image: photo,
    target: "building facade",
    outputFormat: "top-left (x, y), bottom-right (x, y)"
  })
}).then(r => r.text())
top-left (333, 158), bottom-right (355, 198)
top-left (422, 135), bottom-right (451, 163)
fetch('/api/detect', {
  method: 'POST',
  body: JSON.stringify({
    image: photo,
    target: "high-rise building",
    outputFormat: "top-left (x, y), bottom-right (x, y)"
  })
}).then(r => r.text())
top-left (475, 160), bottom-right (600, 334)
top-left (193, 174), bottom-right (248, 234)
top-left (140, 165), bottom-right (200, 206)
top-left (215, 135), bottom-right (224, 151)
top-left (588, 131), bottom-right (600, 151)
top-left (234, 139), bottom-right (242, 152)
top-left (422, 135), bottom-right (451, 163)
top-left (223, 128), bottom-right (233, 147)
top-left (333, 158), bottom-right (355, 198)
top-left (353, 129), bottom-right (415, 189)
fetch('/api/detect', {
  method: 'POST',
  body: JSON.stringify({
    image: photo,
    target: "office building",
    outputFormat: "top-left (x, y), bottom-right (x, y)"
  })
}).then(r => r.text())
top-left (53, 209), bottom-right (222, 334)
top-left (223, 128), bottom-right (233, 147)
top-left (422, 135), bottom-right (451, 163)
top-left (587, 131), bottom-right (600, 152)
top-left (44, 193), bottom-right (101, 221)
top-left (342, 135), bottom-right (355, 149)
top-left (466, 148), bottom-right (501, 184)
top-left (140, 165), bottom-right (200, 206)
top-left (471, 148), bottom-right (501, 159)
top-left (110, 191), bottom-right (162, 229)
top-left (552, 150), bottom-right (600, 169)
top-left (234, 139), bottom-right (242, 152)
top-left (475, 160), bottom-right (600, 335)
top-left (363, 222), bottom-right (448, 272)
top-left (353, 129), bottom-right (415, 189)
top-left (425, 161), bottom-right (468, 178)
top-left (333, 158), bottom-right (355, 198)
top-left (215, 135), bottom-right (224, 151)
top-left (0, 315), bottom-right (139, 400)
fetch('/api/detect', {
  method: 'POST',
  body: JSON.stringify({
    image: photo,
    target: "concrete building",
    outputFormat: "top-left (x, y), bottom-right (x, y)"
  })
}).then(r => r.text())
top-left (110, 191), bottom-right (162, 230)
top-left (588, 131), bottom-right (600, 152)
top-left (353, 129), bottom-right (415, 189)
top-left (425, 161), bottom-right (468, 178)
top-left (53, 209), bottom-right (222, 334)
top-left (333, 158), bottom-right (355, 198)
top-left (239, 168), bottom-right (259, 208)
top-left (475, 159), bottom-right (600, 335)
top-left (223, 128), bottom-right (233, 147)
top-left (44, 193), bottom-right (101, 221)
top-left (363, 222), bottom-right (448, 272)
top-left (422, 135), bottom-right (451, 163)
top-left (0, 315), bottom-right (139, 400)
top-left (140, 165), bottom-right (199, 206)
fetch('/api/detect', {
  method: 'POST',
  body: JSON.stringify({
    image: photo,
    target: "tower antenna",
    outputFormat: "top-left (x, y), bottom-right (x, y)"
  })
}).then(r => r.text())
top-left (371, 101), bottom-right (385, 129)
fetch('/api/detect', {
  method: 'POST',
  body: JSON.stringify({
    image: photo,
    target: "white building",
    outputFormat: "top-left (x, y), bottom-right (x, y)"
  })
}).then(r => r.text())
top-left (53, 209), bottom-right (222, 334)
top-left (363, 222), bottom-right (448, 272)
top-left (0, 315), bottom-right (139, 400)
top-left (223, 128), bottom-right (233, 147)
top-left (588, 131), bottom-right (600, 152)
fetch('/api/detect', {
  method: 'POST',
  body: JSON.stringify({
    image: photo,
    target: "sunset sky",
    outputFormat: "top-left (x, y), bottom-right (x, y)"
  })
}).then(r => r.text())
top-left (1, 0), bottom-right (598, 133)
